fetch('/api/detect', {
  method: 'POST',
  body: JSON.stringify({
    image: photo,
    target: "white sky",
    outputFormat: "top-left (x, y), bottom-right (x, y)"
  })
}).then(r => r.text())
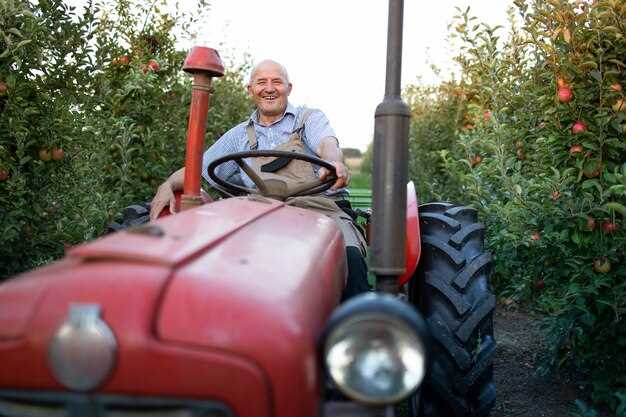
top-left (195, 0), bottom-right (513, 151)
top-left (70, 0), bottom-right (513, 151)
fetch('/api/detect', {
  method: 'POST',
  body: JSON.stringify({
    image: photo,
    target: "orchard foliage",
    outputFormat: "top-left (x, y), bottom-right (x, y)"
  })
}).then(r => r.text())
top-left (406, 0), bottom-right (625, 413)
top-left (0, 0), bottom-right (252, 277)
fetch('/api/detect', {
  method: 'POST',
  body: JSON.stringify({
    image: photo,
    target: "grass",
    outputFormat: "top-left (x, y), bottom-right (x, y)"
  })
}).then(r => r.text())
top-left (349, 171), bottom-right (371, 190)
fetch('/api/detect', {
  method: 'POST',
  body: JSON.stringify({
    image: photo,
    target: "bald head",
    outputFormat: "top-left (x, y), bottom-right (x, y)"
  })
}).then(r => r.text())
top-left (248, 59), bottom-right (290, 85)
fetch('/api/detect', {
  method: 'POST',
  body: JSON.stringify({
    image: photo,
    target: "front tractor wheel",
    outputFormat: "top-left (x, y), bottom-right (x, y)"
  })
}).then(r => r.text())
top-left (409, 202), bottom-right (496, 417)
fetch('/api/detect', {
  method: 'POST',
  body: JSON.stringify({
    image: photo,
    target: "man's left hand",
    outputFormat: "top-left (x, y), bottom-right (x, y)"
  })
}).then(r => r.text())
top-left (319, 161), bottom-right (350, 190)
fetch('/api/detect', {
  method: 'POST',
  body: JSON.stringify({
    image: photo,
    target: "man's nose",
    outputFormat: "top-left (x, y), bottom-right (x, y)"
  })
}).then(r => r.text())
top-left (263, 82), bottom-right (277, 93)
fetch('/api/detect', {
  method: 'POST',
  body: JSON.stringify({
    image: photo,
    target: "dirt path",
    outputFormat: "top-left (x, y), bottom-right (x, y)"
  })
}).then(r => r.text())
top-left (492, 308), bottom-right (610, 417)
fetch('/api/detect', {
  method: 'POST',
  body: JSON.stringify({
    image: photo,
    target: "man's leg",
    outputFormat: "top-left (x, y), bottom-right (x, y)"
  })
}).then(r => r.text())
top-left (341, 246), bottom-right (370, 301)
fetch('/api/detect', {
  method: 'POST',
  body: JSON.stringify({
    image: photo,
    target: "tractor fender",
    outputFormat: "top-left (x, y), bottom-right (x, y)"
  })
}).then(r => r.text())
top-left (398, 181), bottom-right (421, 286)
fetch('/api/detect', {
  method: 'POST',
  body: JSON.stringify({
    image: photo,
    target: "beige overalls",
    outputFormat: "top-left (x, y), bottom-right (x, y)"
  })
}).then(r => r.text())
top-left (245, 110), bottom-right (367, 255)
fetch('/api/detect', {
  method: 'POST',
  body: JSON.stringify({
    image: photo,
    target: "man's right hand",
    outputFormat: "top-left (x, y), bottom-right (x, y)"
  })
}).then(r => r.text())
top-left (149, 181), bottom-right (177, 221)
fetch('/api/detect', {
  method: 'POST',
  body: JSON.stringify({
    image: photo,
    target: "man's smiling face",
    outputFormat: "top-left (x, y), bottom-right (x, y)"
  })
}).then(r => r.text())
top-left (247, 61), bottom-right (292, 124)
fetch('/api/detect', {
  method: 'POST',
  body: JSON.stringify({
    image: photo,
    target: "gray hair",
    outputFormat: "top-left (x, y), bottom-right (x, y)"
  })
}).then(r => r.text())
top-left (248, 59), bottom-right (290, 85)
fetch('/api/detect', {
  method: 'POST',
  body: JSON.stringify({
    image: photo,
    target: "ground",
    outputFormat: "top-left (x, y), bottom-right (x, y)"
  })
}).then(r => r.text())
top-left (493, 308), bottom-right (611, 417)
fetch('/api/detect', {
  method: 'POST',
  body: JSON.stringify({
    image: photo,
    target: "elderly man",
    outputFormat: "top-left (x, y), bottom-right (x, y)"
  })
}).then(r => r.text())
top-left (149, 59), bottom-right (368, 299)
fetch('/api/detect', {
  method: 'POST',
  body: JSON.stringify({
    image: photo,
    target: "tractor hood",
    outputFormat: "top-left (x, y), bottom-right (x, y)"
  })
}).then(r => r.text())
top-left (156, 196), bottom-right (346, 417)
top-left (0, 197), bottom-right (346, 417)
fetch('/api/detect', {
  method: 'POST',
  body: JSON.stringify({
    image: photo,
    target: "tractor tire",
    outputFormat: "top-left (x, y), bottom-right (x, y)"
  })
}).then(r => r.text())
top-left (107, 203), bottom-right (151, 233)
top-left (409, 202), bottom-right (496, 417)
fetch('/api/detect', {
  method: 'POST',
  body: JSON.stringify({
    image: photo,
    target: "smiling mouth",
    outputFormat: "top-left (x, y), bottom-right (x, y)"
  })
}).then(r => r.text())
top-left (263, 96), bottom-right (276, 102)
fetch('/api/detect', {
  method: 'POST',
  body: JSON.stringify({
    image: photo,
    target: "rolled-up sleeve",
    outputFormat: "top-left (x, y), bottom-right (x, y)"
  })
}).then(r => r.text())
top-left (303, 110), bottom-right (338, 153)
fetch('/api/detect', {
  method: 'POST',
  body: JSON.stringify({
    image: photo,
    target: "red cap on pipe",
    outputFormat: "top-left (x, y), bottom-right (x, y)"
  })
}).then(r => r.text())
top-left (182, 46), bottom-right (225, 77)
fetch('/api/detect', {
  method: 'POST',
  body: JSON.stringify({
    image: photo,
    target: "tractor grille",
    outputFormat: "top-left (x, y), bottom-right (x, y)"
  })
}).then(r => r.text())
top-left (0, 390), bottom-right (232, 417)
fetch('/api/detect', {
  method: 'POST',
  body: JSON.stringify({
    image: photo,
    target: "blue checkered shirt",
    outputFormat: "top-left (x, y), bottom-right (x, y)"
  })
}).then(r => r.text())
top-left (201, 103), bottom-right (338, 190)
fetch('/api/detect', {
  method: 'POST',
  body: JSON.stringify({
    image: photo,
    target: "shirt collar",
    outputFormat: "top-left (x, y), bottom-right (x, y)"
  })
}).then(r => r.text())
top-left (249, 103), bottom-right (297, 126)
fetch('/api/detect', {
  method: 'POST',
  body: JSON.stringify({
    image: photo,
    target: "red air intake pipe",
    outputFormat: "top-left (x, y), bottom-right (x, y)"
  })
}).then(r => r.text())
top-left (180, 46), bottom-right (224, 211)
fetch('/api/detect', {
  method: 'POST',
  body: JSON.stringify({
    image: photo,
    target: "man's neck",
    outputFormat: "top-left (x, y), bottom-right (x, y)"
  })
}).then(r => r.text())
top-left (258, 113), bottom-right (281, 126)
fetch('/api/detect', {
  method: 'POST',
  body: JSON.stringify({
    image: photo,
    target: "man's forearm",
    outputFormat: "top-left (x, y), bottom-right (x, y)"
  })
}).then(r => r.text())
top-left (165, 167), bottom-right (185, 191)
top-left (317, 137), bottom-right (343, 162)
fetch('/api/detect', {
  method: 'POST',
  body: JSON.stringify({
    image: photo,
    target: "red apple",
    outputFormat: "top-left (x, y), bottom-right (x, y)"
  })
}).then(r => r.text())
top-left (534, 279), bottom-right (546, 290)
top-left (558, 86), bottom-right (573, 103)
top-left (602, 220), bottom-right (618, 234)
top-left (571, 120), bottom-right (587, 134)
top-left (0, 169), bottom-right (8, 181)
top-left (593, 258), bottom-right (611, 273)
top-left (147, 59), bottom-right (160, 72)
top-left (39, 149), bottom-right (51, 162)
top-left (52, 147), bottom-right (65, 161)
top-left (569, 144), bottom-right (583, 154)
top-left (531, 231), bottom-right (541, 241)
top-left (483, 110), bottom-right (491, 122)
top-left (610, 83), bottom-right (622, 92)
top-left (112, 55), bottom-right (130, 66)
top-left (0, 81), bottom-right (7, 96)
top-left (586, 216), bottom-right (596, 231)
top-left (471, 155), bottom-right (483, 167)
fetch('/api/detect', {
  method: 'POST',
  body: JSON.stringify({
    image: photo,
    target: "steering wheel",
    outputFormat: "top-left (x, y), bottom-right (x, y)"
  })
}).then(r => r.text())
top-left (206, 150), bottom-right (338, 200)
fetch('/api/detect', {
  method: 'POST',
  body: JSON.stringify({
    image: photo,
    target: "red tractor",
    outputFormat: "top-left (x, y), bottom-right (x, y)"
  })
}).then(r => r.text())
top-left (0, 1), bottom-right (495, 416)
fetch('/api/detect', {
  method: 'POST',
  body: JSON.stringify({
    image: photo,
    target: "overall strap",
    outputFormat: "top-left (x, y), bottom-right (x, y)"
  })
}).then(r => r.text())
top-left (293, 108), bottom-right (314, 138)
top-left (246, 120), bottom-right (257, 150)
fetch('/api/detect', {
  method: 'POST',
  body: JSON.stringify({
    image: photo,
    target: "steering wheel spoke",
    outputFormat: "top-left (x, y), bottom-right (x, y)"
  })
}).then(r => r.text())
top-left (234, 158), bottom-right (269, 194)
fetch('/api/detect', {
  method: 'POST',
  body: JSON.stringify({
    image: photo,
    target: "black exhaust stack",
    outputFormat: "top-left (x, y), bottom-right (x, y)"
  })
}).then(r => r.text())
top-left (371, 0), bottom-right (410, 294)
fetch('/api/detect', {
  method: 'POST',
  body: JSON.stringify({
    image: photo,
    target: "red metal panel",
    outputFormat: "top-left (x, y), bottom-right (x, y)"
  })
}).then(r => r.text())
top-left (158, 203), bottom-right (346, 417)
top-left (398, 181), bottom-right (421, 286)
top-left (0, 261), bottom-right (271, 416)
top-left (0, 258), bottom-right (79, 340)
top-left (69, 197), bottom-right (284, 266)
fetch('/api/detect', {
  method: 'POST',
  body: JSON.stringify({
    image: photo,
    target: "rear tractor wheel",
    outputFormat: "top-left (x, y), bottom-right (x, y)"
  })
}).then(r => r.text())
top-left (409, 202), bottom-right (496, 417)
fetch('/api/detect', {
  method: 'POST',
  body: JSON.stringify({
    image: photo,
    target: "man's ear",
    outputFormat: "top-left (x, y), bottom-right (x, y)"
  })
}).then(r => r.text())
top-left (247, 84), bottom-right (254, 97)
top-left (287, 83), bottom-right (292, 95)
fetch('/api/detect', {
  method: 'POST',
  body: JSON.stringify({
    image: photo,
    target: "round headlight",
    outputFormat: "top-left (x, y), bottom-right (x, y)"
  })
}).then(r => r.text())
top-left (323, 294), bottom-right (428, 405)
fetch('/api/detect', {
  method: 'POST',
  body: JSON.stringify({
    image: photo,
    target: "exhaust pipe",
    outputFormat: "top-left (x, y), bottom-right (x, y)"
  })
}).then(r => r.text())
top-left (371, 0), bottom-right (410, 294)
top-left (180, 47), bottom-right (225, 211)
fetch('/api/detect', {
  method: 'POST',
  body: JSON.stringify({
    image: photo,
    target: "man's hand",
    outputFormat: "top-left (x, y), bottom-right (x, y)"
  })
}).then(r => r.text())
top-left (149, 181), bottom-right (177, 221)
top-left (319, 161), bottom-right (351, 190)
top-left (149, 168), bottom-right (185, 221)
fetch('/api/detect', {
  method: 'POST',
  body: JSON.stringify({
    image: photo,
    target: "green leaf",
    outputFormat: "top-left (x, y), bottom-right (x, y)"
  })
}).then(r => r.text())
top-left (604, 202), bottom-right (626, 217)
top-left (581, 61), bottom-right (598, 70)
top-left (607, 185), bottom-right (625, 196)
top-left (14, 39), bottom-right (31, 50)
top-left (6, 28), bottom-right (22, 37)
top-left (589, 70), bottom-right (602, 82)
top-left (582, 179), bottom-right (601, 192)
